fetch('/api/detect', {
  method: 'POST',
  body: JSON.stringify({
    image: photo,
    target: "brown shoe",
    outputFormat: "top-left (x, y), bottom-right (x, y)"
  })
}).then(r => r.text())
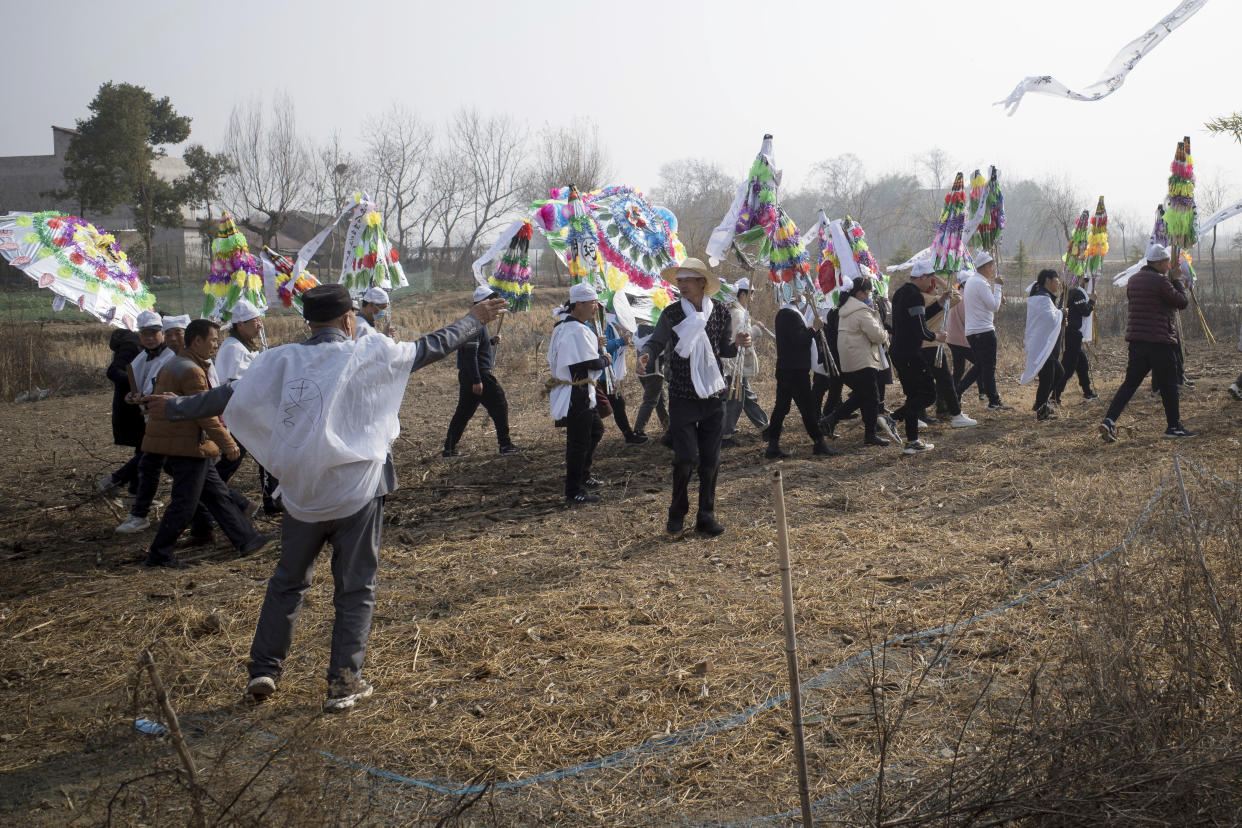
top-left (175, 532), bottom-right (215, 550)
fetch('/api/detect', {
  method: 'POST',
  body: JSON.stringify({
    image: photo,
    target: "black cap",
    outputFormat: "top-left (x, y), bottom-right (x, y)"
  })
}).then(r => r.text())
top-left (302, 284), bottom-right (353, 322)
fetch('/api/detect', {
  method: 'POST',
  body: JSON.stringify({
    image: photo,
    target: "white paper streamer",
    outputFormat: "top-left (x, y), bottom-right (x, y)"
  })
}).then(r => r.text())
top-left (294, 202), bottom-right (355, 277)
top-left (471, 219), bottom-right (526, 286)
top-left (996, 0), bottom-right (1209, 116)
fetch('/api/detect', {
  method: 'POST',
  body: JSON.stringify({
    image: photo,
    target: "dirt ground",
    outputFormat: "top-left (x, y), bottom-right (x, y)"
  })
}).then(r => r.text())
top-left (1, 293), bottom-right (1240, 825)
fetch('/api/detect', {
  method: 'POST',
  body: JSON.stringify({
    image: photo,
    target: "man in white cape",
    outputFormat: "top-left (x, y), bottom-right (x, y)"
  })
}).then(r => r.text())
top-left (143, 283), bottom-right (505, 711)
top-left (547, 282), bottom-right (610, 505)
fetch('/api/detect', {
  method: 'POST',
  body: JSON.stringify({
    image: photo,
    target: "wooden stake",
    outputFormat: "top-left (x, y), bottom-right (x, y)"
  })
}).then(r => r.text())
top-left (138, 650), bottom-right (204, 827)
top-left (772, 469), bottom-right (814, 827)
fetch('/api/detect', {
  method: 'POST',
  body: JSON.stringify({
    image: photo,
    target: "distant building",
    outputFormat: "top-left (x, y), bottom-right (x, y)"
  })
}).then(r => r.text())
top-left (0, 125), bottom-right (202, 279)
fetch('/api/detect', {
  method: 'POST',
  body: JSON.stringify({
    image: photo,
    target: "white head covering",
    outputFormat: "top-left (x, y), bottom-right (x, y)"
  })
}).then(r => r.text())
top-left (472, 285), bottom-right (496, 302)
top-left (230, 299), bottom-right (262, 324)
top-left (162, 314), bottom-right (190, 331)
top-left (362, 286), bottom-right (390, 305)
top-left (1145, 242), bottom-right (1171, 262)
top-left (735, 277), bottom-right (751, 293)
top-left (136, 310), bottom-right (162, 330)
top-left (569, 282), bottom-right (598, 303)
top-left (974, 250), bottom-right (994, 268)
top-left (911, 259), bottom-right (935, 278)
top-left (838, 276), bottom-right (855, 294)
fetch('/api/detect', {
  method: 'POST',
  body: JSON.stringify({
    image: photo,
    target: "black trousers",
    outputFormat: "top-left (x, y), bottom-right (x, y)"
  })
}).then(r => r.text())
top-left (564, 404), bottom-right (604, 497)
top-left (1055, 332), bottom-right (1093, 398)
top-left (667, 396), bottom-right (724, 520)
top-left (633, 373), bottom-right (668, 435)
top-left (892, 353), bottom-right (937, 441)
top-left (768, 369), bottom-right (823, 444)
top-left (147, 455), bottom-right (258, 564)
top-left (111, 448), bottom-right (143, 495)
top-left (949, 343), bottom-right (973, 388)
top-left (445, 373), bottom-right (511, 450)
top-left (605, 390), bottom-right (635, 439)
top-left (1104, 341), bottom-right (1182, 429)
top-left (191, 444), bottom-right (253, 537)
top-left (812, 373), bottom-right (843, 419)
top-left (1034, 343), bottom-right (1065, 412)
top-left (836, 368), bottom-right (880, 439)
top-left (920, 347), bottom-right (960, 416)
top-left (958, 331), bottom-right (1001, 405)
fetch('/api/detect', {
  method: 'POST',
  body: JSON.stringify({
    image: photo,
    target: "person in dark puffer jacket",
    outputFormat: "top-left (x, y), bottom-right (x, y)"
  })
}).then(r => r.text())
top-left (1099, 243), bottom-right (1192, 442)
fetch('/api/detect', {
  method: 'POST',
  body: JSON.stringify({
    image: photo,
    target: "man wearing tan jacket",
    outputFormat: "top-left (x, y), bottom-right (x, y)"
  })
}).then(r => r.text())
top-left (139, 318), bottom-right (273, 568)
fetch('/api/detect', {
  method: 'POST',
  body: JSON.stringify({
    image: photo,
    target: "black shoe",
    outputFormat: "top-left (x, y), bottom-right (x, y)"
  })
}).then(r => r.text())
top-left (1083, 391), bottom-right (1099, 401)
top-left (1036, 405), bottom-right (1058, 421)
top-left (720, 438), bottom-right (741, 448)
top-left (812, 440), bottom-right (840, 457)
top-left (666, 514), bottom-right (685, 536)
top-left (695, 515), bottom-right (725, 537)
top-left (584, 477), bottom-right (603, 489)
top-left (764, 444), bottom-right (791, 460)
top-left (1164, 425), bottom-right (1197, 439)
top-left (921, 415), bottom-right (940, 425)
top-left (565, 492), bottom-right (600, 505)
top-left (987, 402), bottom-right (1012, 411)
top-left (498, 444), bottom-right (525, 455)
top-left (864, 435), bottom-right (890, 447)
top-left (625, 434), bottom-right (650, 447)
top-left (144, 555), bottom-right (188, 569)
top-left (240, 531), bottom-right (280, 557)
top-left (441, 448), bottom-right (467, 458)
top-left (817, 414), bottom-right (838, 439)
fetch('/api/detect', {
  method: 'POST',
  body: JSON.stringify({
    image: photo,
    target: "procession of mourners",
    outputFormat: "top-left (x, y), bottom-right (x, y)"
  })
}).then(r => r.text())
top-left (71, 131), bottom-right (1213, 717)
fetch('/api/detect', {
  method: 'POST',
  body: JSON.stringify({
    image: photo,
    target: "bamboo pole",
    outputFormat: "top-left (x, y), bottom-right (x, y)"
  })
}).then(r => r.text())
top-left (771, 469), bottom-right (814, 827)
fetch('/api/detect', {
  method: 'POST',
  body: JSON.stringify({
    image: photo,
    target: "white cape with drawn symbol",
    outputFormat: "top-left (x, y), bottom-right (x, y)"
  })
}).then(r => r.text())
top-left (224, 334), bottom-right (417, 522)
top-left (996, 0), bottom-right (1209, 116)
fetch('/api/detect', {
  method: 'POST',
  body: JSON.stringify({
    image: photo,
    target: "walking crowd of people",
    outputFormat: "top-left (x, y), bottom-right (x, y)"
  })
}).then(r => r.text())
top-left (96, 240), bottom-right (1207, 712)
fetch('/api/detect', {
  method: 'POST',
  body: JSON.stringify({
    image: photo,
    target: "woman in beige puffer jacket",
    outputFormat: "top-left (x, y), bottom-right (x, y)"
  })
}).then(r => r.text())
top-left (827, 278), bottom-right (892, 446)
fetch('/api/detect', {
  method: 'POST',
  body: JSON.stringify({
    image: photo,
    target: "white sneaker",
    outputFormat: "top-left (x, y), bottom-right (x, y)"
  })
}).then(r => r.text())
top-left (917, 419), bottom-right (929, 429)
top-left (96, 474), bottom-right (117, 493)
top-left (1229, 383), bottom-right (1242, 401)
top-left (950, 413), bottom-right (978, 428)
top-left (115, 515), bottom-right (150, 534)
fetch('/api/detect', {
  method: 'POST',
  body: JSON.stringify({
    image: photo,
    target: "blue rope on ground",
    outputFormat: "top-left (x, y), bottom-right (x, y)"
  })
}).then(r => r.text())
top-left (292, 471), bottom-right (1175, 800)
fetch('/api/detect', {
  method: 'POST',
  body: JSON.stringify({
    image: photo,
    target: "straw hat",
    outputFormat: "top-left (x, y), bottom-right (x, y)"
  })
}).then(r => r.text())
top-left (661, 257), bottom-right (720, 298)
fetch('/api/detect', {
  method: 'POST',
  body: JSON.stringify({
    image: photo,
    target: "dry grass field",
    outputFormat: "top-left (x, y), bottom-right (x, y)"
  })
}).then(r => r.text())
top-left (0, 288), bottom-right (1240, 825)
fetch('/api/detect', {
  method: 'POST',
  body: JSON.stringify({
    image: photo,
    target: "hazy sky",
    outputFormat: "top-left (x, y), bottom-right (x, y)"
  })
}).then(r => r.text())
top-left (3, 0), bottom-right (1239, 231)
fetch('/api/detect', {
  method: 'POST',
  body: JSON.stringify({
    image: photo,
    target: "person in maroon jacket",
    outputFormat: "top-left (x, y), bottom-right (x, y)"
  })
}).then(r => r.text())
top-left (1099, 243), bottom-right (1193, 442)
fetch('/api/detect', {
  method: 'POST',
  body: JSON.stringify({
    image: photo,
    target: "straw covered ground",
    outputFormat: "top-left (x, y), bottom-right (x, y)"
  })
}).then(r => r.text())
top-left (1, 290), bottom-right (1241, 825)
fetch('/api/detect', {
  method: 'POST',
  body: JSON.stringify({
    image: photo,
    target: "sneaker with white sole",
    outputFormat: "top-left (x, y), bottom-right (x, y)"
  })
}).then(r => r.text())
top-left (1164, 425), bottom-right (1197, 439)
top-left (879, 416), bottom-right (900, 442)
top-left (96, 474), bottom-right (118, 493)
top-left (323, 677), bottom-right (373, 713)
top-left (950, 413), bottom-right (978, 428)
top-left (917, 419), bottom-right (929, 429)
top-left (115, 515), bottom-right (150, 534)
top-left (1229, 384), bottom-right (1242, 401)
top-left (245, 675), bottom-right (277, 702)
top-left (902, 440), bottom-right (934, 454)
top-left (1098, 419), bottom-right (1117, 443)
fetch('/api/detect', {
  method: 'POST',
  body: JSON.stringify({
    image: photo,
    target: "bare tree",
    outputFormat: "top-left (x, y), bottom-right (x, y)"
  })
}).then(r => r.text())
top-left (652, 158), bottom-right (737, 255)
top-left (1196, 171), bottom-right (1228, 296)
top-left (523, 118), bottom-right (612, 201)
top-left (448, 109), bottom-right (528, 273)
top-left (221, 94), bottom-right (313, 248)
top-left (308, 133), bottom-right (360, 268)
top-left (427, 151), bottom-right (473, 267)
top-left (1034, 173), bottom-right (1085, 246)
top-left (363, 103), bottom-right (434, 258)
top-left (917, 146), bottom-right (954, 191)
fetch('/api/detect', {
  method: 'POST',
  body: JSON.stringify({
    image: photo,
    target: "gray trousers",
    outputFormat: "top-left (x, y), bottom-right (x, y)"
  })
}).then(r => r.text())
top-left (248, 496), bottom-right (384, 683)
top-left (722, 376), bottom-right (768, 438)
